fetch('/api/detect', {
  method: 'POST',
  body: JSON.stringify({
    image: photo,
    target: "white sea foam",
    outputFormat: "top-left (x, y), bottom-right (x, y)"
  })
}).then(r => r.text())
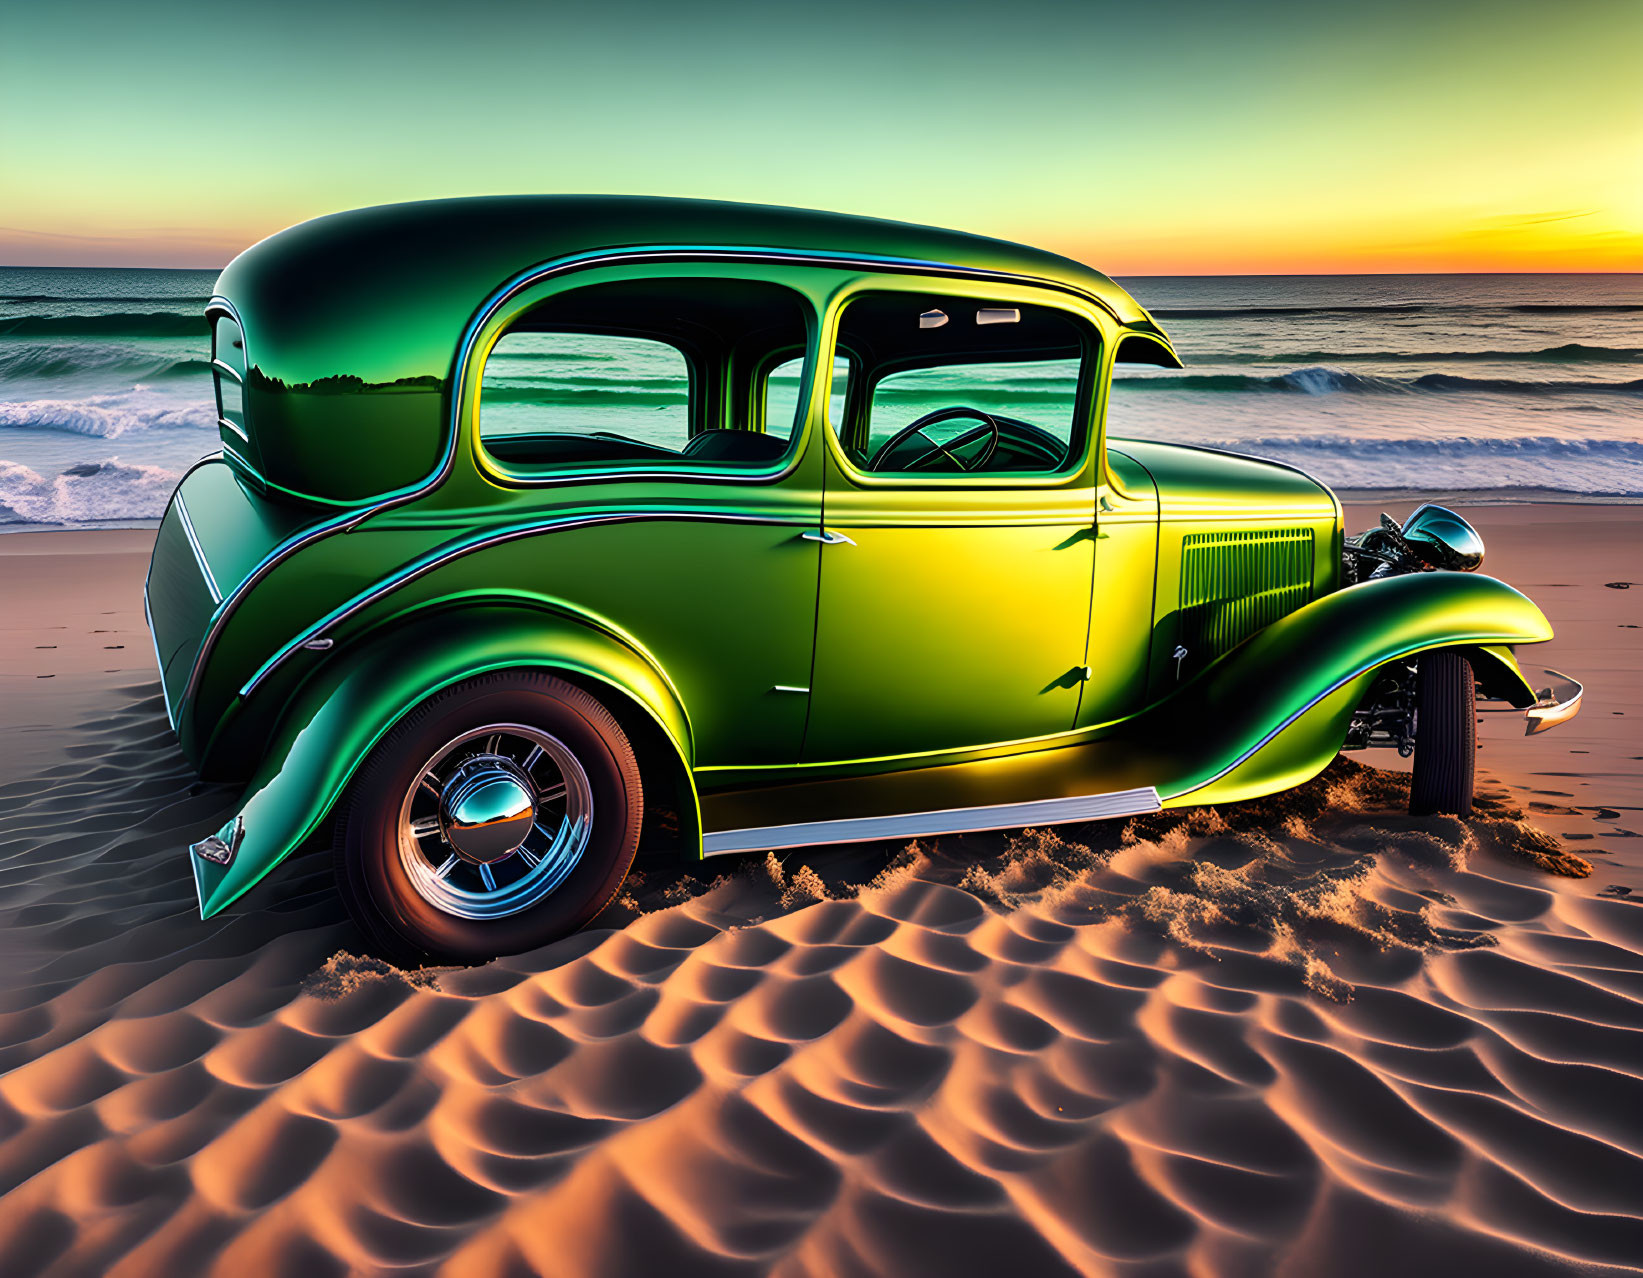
top-left (0, 458), bottom-right (183, 525)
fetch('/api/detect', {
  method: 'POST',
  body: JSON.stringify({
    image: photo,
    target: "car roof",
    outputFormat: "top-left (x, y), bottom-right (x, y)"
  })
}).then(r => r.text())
top-left (214, 195), bottom-right (1173, 386)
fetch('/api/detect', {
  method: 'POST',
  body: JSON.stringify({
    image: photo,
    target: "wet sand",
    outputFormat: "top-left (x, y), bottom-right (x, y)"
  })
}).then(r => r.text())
top-left (0, 503), bottom-right (1638, 1276)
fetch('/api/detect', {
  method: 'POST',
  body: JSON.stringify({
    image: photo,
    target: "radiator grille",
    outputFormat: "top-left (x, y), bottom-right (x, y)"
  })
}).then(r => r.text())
top-left (1179, 527), bottom-right (1314, 663)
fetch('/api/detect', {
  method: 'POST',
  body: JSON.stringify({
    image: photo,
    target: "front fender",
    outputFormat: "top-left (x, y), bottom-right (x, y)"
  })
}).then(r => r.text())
top-left (188, 606), bottom-right (696, 918)
top-left (1151, 572), bottom-right (1553, 806)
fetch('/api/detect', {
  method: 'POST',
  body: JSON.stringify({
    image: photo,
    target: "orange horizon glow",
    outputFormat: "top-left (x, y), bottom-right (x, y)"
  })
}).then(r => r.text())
top-left (2, 0), bottom-right (1639, 275)
top-left (5, 207), bottom-right (1639, 277)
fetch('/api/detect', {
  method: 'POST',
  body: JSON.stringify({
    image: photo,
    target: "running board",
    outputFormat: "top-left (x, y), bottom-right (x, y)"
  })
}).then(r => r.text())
top-left (701, 786), bottom-right (1162, 857)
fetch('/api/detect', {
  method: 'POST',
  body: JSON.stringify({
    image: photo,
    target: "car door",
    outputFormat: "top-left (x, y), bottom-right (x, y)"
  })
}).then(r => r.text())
top-left (801, 284), bottom-right (1102, 763)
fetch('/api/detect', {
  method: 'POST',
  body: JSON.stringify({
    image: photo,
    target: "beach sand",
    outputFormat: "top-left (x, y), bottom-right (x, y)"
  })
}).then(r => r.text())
top-left (0, 503), bottom-right (1637, 1276)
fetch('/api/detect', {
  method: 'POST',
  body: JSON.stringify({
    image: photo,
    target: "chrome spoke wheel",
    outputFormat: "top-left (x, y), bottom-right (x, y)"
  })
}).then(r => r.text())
top-left (396, 723), bottom-right (594, 919)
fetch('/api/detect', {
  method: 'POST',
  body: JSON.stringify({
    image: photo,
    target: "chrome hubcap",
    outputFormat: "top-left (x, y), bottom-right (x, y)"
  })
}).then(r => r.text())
top-left (397, 724), bottom-right (594, 920)
top-left (440, 757), bottom-right (537, 863)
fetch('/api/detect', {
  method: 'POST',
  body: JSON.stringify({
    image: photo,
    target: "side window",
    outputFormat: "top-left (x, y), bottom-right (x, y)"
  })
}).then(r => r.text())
top-left (833, 293), bottom-right (1092, 477)
top-left (479, 277), bottom-right (812, 475)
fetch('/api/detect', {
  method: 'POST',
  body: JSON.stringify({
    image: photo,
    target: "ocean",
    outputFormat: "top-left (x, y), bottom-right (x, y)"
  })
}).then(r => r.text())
top-left (1, 266), bottom-right (1638, 526)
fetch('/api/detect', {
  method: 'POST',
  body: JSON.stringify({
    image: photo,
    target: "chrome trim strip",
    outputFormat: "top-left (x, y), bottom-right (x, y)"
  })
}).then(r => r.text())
top-left (182, 244), bottom-right (1132, 718)
top-left (173, 494), bottom-right (222, 605)
top-left (1525, 669), bottom-right (1583, 735)
top-left (210, 358), bottom-right (244, 384)
top-left (143, 586), bottom-right (176, 731)
top-left (217, 439), bottom-right (257, 473)
top-left (701, 785), bottom-right (1161, 856)
top-left (238, 509), bottom-right (807, 697)
top-left (216, 416), bottom-right (249, 442)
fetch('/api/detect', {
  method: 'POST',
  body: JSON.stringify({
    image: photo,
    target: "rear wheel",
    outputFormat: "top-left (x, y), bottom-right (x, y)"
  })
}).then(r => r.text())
top-left (335, 672), bottom-right (642, 964)
top-left (1410, 649), bottom-right (1476, 817)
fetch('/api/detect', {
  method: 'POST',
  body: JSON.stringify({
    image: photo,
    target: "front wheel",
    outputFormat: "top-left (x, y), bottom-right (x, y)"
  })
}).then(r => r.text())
top-left (335, 672), bottom-right (643, 964)
top-left (1409, 649), bottom-right (1476, 817)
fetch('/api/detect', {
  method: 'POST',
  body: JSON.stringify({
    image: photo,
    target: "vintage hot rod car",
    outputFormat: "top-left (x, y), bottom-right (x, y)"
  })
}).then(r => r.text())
top-left (147, 196), bottom-right (1582, 961)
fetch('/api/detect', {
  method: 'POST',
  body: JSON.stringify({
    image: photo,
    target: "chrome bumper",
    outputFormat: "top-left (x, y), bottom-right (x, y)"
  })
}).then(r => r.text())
top-left (1525, 669), bottom-right (1583, 736)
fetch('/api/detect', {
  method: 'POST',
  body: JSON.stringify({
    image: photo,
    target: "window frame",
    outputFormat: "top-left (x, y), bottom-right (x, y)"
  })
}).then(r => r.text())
top-left (821, 278), bottom-right (1107, 492)
top-left (210, 314), bottom-right (249, 445)
top-left (749, 343), bottom-right (808, 443)
top-left (755, 346), bottom-right (856, 441)
top-left (468, 266), bottom-right (825, 490)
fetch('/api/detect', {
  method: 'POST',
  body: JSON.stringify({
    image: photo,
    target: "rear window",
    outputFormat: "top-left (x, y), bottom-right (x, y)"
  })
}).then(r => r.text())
top-left (211, 314), bottom-right (247, 442)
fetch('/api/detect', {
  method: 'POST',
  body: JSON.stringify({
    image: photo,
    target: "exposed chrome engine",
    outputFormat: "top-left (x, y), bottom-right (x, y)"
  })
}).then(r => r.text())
top-left (1342, 503), bottom-right (1485, 585)
top-left (1340, 505), bottom-right (1488, 754)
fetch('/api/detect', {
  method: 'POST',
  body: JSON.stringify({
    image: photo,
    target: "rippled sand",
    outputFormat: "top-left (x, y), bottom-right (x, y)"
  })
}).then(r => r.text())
top-left (0, 506), bottom-right (1637, 1275)
top-left (0, 687), bottom-right (1638, 1275)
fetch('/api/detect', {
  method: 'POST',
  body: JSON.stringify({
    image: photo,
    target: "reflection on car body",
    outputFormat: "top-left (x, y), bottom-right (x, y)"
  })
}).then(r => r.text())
top-left (146, 196), bottom-right (1578, 961)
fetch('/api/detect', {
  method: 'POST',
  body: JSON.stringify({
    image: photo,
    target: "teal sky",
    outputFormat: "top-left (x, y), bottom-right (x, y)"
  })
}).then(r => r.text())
top-left (2, 0), bottom-right (1639, 271)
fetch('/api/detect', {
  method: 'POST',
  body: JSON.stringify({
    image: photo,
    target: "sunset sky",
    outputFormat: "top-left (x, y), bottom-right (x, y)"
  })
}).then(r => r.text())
top-left (2, 0), bottom-right (1638, 273)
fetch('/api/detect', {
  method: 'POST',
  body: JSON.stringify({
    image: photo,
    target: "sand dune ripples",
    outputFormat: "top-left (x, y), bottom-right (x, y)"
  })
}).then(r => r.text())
top-left (0, 686), bottom-right (1639, 1276)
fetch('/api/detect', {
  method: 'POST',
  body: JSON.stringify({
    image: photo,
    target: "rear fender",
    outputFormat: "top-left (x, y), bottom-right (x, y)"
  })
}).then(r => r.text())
top-left (1152, 572), bottom-right (1553, 807)
top-left (189, 606), bottom-right (696, 918)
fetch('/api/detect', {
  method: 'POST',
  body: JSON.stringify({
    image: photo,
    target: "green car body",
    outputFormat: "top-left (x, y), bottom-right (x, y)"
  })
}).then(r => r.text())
top-left (145, 196), bottom-right (1572, 939)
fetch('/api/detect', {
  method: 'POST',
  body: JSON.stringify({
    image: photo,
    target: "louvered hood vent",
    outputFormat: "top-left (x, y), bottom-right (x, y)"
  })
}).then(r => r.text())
top-left (1178, 527), bottom-right (1314, 667)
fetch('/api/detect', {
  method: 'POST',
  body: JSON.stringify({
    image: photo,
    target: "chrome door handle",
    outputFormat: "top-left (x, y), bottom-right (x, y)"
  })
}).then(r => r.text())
top-left (800, 528), bottom-right (855, 545)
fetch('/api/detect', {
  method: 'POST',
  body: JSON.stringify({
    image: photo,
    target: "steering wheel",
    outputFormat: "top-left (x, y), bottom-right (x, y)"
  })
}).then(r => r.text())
top-left (988, 413), bottom-right (1067, 468)
top-left (868, 406), bottom-right (1001, 473)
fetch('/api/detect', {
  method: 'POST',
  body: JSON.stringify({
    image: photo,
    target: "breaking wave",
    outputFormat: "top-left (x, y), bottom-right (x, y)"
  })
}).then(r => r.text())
top-left (1162, 434), bottom-right (1643, 495)
top-left (0, 343), bottom-right (210, 382)
top-left (0, 396), bottom-right (216, 438)
top-left (1152, 302), bottom-right (1643, 319)
top-left (1196, 434), bottom-right (1643, 463)
top-left (1113, 366), bottom-right (1643, 396)
top-left (0, 292), bottom-right (209, 304)
top-left (0, 313), bottom-right (207, 337)
top-left (1250, 343), bottom-right (1643, 365)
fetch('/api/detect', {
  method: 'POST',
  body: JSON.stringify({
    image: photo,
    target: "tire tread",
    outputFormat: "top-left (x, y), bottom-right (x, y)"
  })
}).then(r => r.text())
top-left (1410, 649), bottom-right (1476, 817)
